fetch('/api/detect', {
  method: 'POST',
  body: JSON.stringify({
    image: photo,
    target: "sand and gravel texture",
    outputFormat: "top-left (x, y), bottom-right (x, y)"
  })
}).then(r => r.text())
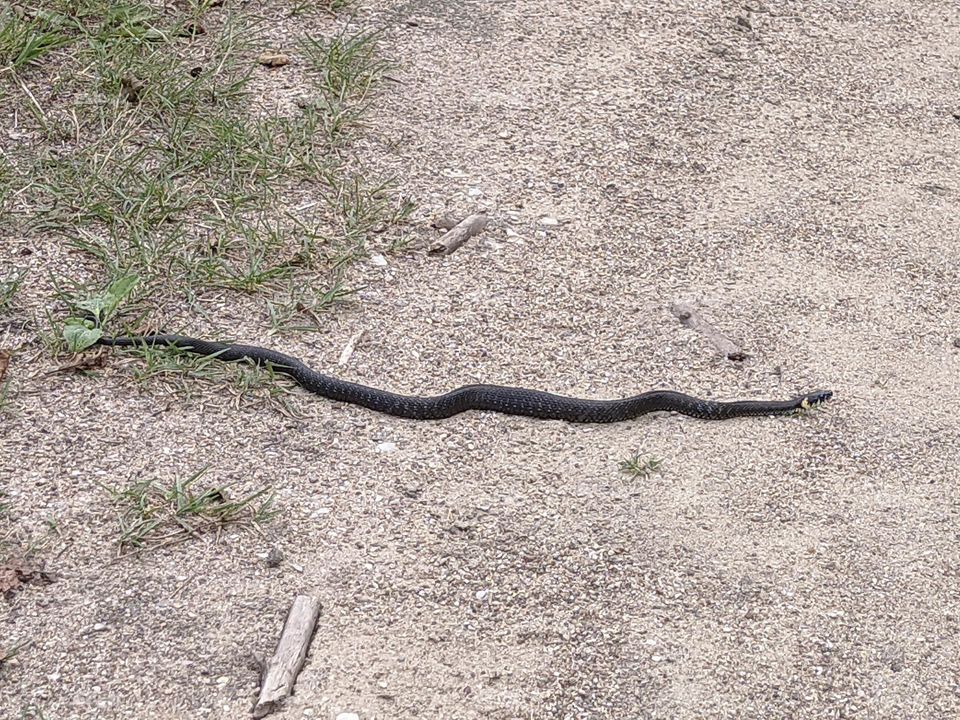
top-left (3, 0), bottom-right (960, 718)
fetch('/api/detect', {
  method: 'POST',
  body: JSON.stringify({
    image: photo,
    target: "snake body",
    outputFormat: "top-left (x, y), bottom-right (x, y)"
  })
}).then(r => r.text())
top-left (95, 334), bottom-right (832, 423)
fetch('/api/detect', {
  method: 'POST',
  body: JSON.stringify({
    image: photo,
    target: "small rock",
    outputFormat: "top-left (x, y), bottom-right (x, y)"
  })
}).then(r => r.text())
top-left (258, 52), bottom-right (289, 68)
top-left (376, 441), bottom-right (398, 454)
top-left (539, 216), bottom-right (559, 226)
top-left (475, 589), bottom-right (488, 600)
top-left (467, 187), bottom-right (483, 197)
top-left (952, 337), bottom-right (960, 348)
top-left (336, 713), bottom-right (360, 720)
top-left (265, 547), bottom-right (283, 568)
top-left (92, 623), bottom-right (108, 633)
top-left (369, 253), bottom-right (387, 267)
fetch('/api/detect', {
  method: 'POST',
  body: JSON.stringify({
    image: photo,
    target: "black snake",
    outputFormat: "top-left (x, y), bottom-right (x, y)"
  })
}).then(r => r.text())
top-left (94, 332), bottom-right (833, 423)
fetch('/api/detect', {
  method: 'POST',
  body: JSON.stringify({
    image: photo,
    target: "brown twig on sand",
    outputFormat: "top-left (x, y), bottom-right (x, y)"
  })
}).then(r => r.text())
top-left (670, 302), bottom-right (747, 361)
top-left (252, 594), bottom-right (323, 718)
top-left (428, 213), bottom-right (490, 256)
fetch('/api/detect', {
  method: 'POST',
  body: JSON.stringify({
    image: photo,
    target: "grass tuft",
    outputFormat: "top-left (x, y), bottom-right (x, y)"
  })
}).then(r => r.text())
top-left (619, 454), bottom-right (663, 479)
top-left (0, 8), bottom-right (72, 70)
top-left (106, 467), bottom-right (278, 552)
top-left (0, 269), bottom-right (26, 312)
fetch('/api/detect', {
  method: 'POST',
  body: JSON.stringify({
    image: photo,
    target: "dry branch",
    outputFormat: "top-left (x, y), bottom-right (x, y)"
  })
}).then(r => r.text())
top-left (252, 594), bottom-right (323, 718)
top-left (670, 302), bottom-right (746, 361)
top-left (428, 213), bottom-right (489, 256)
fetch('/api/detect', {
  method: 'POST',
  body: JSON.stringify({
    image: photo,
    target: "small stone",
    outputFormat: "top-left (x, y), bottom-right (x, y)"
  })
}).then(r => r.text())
top-left (216, 676), bottom-right (230, 685)
top-left (952, 337), bottom-right (960, 348)
top-left (376, 441), bottom-right (398, 454)
top-left (539, 216), bottom-right (559, 226)
top-left (265, 547), bottom-right (283, 568)
top-left (336, 713), bottom-right (360, 720)
top-left (475, 589), bottom-right (488, 600)
top-left (370, 253), bottom-right (387, 267)
top-left (258, 52), bottom-right (289, 67)
top-left (92, 623), bottom-right (108, 632)
top-left (467, 187), bottom-right (483, 197)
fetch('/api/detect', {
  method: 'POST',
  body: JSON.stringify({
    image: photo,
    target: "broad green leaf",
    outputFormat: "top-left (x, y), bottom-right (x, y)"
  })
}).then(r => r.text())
top-left (63, 320), bottom-right (102, 352)
top-left (75, 275), bottom-right (138, 322)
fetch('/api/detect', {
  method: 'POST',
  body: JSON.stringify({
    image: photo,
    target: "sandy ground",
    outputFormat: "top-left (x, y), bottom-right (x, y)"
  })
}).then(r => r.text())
top-left (4, 0), bottom-right (960, 718)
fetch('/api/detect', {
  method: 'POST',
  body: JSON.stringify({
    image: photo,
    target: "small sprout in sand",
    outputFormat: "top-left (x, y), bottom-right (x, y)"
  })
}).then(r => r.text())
top-left (0, 269), bottom-right (26, 312)
top-left (105, 467), bottom-right (278, 553)
top-left (0, 639), bottom-right (30, 667)
top-left (619, 454), bottom-right (663, 479)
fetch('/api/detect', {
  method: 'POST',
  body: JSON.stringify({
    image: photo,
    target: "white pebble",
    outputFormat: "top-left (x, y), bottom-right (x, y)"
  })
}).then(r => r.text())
top-left (336, 713), bottom-right (360, 720)
top-left (376, 442), bottom-right (398, 454)
top-left (475, 589), bottom-right (488, 600)
top-left (539, 216), bottom-right (559, 226)
top-left (369, 254), bottom-right (387, 267)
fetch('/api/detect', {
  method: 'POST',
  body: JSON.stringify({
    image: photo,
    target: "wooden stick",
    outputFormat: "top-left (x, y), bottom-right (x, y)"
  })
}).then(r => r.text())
top-left (428, 213), bottom-right (489, 256)
top-left (670, 302), bottom-right (747, 361)
top-left (337, 329), bottom-right (365, 366)
top-left (252, 594), bottom-right (323, 718)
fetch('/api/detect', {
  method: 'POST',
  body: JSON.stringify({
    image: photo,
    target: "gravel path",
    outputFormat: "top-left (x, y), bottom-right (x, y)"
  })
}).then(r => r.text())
top-left (3, 1), bottom-right (960, 718)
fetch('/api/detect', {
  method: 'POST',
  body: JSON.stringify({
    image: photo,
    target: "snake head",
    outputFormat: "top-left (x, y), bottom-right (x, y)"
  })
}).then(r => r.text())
top-left (804, 389), bottom-right (834, 407)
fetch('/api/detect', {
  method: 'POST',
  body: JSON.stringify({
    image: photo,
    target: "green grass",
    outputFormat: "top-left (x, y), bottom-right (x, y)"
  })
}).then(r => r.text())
top-left (112, 341), bottom-right (301, 414)
top-left (106, 467), bottom-right (278, 552)
top-left (619, 454), bottom-right (663, 479)
top-left (0, 8), bottom-right (72, 71)
top-left (0, 639), bottom-right (30, 667)
top-left (2, 0), bottom-right (412, 375)
top-left (0, 269), bottom-right (26, 312)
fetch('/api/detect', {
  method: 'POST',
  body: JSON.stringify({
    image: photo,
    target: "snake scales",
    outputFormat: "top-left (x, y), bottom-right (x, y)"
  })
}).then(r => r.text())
top-left (95, 332), bottom-right (833, 423)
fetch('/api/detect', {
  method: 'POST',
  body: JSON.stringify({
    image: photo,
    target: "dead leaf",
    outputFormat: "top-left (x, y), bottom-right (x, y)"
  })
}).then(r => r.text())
top-left (0, 559), bottom-right (52, 599)
top-left (120, 77), bottom-right (145, 104)
top-left (43, 351), bottom-right (107, 376)
top-left (258, 52), bottom-right (290, 68)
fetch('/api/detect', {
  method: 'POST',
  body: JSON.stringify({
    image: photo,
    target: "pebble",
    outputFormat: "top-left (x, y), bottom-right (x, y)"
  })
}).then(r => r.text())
top-left (539, 216), bottom-right (559, 226)
top-left (376, 442), bottom-right (398, 454)
top-left (265, 547), bottom-right (283, 568)
top-left (336, 713), bottom-right (360, 720)
top-left (475, 589), bottom-right (488, 600)
top-left (369, 254), bottom-right (387, 267)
